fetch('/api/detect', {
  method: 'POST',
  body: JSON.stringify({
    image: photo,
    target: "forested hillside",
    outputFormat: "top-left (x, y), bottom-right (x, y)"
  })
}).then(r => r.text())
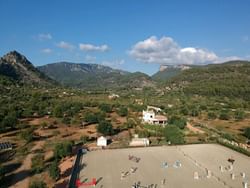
top-left (167, 61), bottom-right (250, 100)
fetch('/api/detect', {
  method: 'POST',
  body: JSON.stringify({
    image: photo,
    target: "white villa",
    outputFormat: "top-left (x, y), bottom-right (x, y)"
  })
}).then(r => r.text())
top-left (97, 136), bottom-right (107, 147)
top-left (142, 106), bottom-right (167, 125)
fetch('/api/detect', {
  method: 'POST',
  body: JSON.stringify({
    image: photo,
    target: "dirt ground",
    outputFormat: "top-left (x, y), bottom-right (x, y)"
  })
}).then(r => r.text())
top-left (186, 122), bottom-right (205, 134)
top-left (79, 144), bottom-right (250, 188)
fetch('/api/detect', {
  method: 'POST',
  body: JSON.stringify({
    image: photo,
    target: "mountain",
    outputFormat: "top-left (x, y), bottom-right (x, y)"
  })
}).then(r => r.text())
top-left (0, 51), bottom-right (54, 86)
top-left (166, 60), bottom-right (250, 100)
top-left (38, 62), bottom-right (154, 89)
top-left (152, 64), bottom-right (192, 81)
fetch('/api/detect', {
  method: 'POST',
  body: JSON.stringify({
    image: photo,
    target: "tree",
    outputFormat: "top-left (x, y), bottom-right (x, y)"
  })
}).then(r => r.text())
top-left (1, 113), bottom-right (17, 129)
top-left (99, 103), bottom-right (112, 113)
top-left (234, 110), bottom-right (245, 120)
top-left (117, 107), bottom-right (128, 117)
top-left (85, 112), bottom-right (105, 124)
top-left (49, 160), bottom-right (60, 180)
top-left (164, 125), bottom-right (184, 144)
top-left (29, 180), bottom-right (47, 188)
top-left (31, 154), bottom-right (44, 174)
top-left (244, 127), bottom-right (250, 139)
top-left (53, 105), bottom-right (63, 118)
top-left (219, 111), bottom-right (230, 120)
top-left (54, 141), bottom-right (73, 160)
top-left (168, 116), bottom-right (187, 129)
top-left (97, 120), bottom-right (113, 136)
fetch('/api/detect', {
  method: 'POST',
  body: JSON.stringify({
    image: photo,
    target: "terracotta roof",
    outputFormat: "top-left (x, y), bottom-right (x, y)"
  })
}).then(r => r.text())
top-left (154, 115), bottom-right (167, 121)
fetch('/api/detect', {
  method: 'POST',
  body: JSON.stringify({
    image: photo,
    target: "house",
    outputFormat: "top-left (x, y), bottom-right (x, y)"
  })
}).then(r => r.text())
top-left (142, 106), bottom-right (167, 125)
top-left (97, 136), bottom-right (107, 147)
top-left (129, 135), bottom-right (149, 147)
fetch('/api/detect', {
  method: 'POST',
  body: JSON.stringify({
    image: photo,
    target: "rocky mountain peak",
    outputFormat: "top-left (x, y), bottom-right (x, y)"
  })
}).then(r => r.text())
top-left (2, 50), bottom-right (32, 66)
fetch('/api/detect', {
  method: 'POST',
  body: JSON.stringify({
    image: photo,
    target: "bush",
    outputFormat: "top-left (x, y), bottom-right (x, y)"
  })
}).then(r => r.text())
top-left (85, 112), bottom-right (105, 124)
top-left (99, 103), bottom-right (112, 113)
top-left (168, 116), bottom-right (187, 129)
top-left (138, 129), bottom-right (150, 138)
top-left (164, 125), bottom-right (184, 144)
top-left (20, 128), bottom-right (34, 143)
top-left (29, 180), bottom-right (47, 188)
top-left (234, 110), bottom-right (245, 120)
top-left (221, 133), bottom-right (235, 141)
top-left (208, 111), bottom-right (217, 119)
top-left (117, 107), bottom-right (128, 117)
top-left (54, 141), bottom-right (73, 160)
top-left (219, 111), bottom-right (230, 120)
top-left (49, 160), bottom-right (60, 180)
top-left (31, 154), bottom-right (44, 174)
top-left (97, 120), bottom-right (113, 136)
top-left (244, 127), bottom-right (250, 139)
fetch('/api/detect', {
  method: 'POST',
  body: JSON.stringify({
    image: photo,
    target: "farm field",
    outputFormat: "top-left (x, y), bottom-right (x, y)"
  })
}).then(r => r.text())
top-left (79, 144), bottom-right (250, 188)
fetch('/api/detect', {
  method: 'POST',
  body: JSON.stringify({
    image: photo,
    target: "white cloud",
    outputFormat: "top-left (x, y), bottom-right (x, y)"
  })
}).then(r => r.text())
top-left (41, 48), bottom-right (52, 54)
top-left (101, 59), bottom-right (125, 68)
top-left (129, 36), bottom-right (221, 65)
top-left (57, 41), bottom-right (75, 51)
top-left (37, 33), bottom-right (52, 41)
top-left (79, 43), bottom-right (109, 52)
top-left (84, 55), bottom-right (96, 63)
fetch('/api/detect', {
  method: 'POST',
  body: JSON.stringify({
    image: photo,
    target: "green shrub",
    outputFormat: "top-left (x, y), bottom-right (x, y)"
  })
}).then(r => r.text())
top-left (97, 120), bottom-right (113, 136)
top-left (54, 141), bottom-right (73, 160)
top-left (49, 160), bottom-right (60, 180)
top-left (20, 128), bottom-right (34, 143)
top-left (29, 180), bottom-right (47, 188)
top-left (234, 110), bottom-right (245, 120)
top-left (168, 116), bottom-right (187, 129)
top-left (117, 107), bottom-right (128, 117)
top-left (164, 125), bottom-right (184, 144)
top-left (31, 154), bottom-right (44, 174)
top-left (244, 127), bottom-right (250, 139)
top-left (99, 103), bottom-right (112, 113)
top-left (85, 112), bottom-right (105, 124)
top-left (219, 111), bottom-right (230, 120)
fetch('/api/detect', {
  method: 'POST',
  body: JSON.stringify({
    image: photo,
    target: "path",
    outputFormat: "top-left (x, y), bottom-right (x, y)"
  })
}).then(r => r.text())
top-left (187, 122), bottom-right (205, 134)
top-left (10, 140), bottom-right (45, 188)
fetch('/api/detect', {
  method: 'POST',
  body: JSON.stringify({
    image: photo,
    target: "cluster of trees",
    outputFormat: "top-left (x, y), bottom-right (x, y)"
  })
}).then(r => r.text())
top-left (84, 112), bottom-right (105, 124)
top-left (168, 116), bottom-right (187, 129)
top-left (54, 141), bottom-right (73, 159)
top-left (97, 120), bottom-right (114, 136)
top-left (164, 125), bottom-right (185, 144)
top-left (170, 62), bottom-right (250, 100)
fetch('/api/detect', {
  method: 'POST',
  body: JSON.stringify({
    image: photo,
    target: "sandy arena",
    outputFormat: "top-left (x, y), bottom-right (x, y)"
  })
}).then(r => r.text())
top-left (78, 144), bottom-right (250, 188)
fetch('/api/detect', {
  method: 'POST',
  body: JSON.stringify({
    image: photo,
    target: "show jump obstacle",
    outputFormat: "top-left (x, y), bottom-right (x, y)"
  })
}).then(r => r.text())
top-left (76, 178), bottom-right (96, 187)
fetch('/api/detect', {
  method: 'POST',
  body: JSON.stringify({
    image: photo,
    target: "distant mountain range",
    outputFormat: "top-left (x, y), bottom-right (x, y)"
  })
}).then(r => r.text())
top-left (1, 51), bottom-right (250, 100)
top-left (38, 62), bottom-right (154, 89)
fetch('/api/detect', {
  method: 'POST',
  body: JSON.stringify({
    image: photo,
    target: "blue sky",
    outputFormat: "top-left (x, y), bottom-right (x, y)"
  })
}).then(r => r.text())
top-left (0, 0), bottom-right (250, 75)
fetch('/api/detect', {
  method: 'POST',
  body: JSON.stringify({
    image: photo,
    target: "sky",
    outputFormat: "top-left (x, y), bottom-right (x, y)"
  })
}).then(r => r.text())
top-left (0, 0), bottom-right (250, 75)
